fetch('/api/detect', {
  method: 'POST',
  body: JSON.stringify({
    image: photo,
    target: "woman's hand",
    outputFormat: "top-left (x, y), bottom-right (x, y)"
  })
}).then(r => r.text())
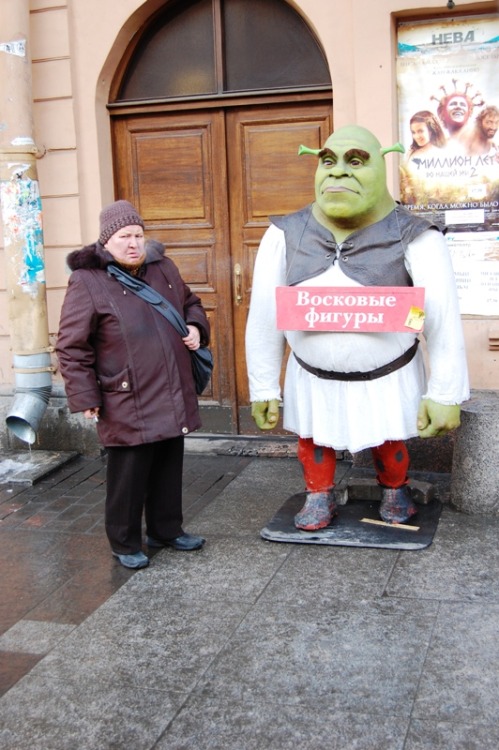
top-left (84, 407), bottom-right (100, 422)
top-left (183, 325), bottom-right (201, 351)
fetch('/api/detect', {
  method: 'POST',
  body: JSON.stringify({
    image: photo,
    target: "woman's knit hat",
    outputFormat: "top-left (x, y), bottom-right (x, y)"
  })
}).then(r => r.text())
top-left (98, 200), bottom-right (145, 245)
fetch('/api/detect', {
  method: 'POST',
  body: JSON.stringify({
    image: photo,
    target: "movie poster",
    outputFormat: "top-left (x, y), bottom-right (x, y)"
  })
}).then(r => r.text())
top-left (397, 15), bottom-right (499, 315)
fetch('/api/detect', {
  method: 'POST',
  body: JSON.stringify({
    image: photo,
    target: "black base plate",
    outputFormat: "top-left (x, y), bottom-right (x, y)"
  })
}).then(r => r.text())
top-left (260, 493), bottom-right (442, 550)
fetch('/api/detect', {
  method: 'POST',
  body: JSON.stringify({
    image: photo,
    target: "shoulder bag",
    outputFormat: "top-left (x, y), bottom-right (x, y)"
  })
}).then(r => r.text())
top-left (107, 263), bottom-right (213, 395)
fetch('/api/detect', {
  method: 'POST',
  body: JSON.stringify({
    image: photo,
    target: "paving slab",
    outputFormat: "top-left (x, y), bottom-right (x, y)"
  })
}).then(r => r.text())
top-left (0, 451), bottom-right (498, 749)
top-left (156, 701), bottom-right (410, 750)
top-left (0, 451), bottom-right (79, 485)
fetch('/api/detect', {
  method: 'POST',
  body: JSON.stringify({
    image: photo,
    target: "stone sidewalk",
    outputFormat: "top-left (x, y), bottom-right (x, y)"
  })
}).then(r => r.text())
top-left (1, 443), bottom-right (499, 749)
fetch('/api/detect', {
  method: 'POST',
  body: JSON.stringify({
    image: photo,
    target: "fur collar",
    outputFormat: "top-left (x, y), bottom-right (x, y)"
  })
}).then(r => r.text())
top-left (66, 240), bottom-right (165, 272)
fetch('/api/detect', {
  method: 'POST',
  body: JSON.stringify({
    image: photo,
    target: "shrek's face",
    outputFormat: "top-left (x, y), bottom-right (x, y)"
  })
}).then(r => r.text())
top-left (314, 127), bottom-right (390, 228)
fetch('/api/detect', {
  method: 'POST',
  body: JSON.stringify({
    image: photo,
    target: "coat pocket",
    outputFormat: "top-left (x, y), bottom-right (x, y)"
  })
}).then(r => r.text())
top-left (97, 367), bottom-right (133, 393)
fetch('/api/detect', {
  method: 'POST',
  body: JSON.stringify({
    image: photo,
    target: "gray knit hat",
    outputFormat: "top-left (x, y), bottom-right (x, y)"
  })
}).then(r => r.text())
top-left (98, 200), bottom-right (145, 245)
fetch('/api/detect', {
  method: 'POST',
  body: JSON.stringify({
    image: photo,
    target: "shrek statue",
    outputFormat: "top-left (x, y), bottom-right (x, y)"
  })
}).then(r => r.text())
top-left (245, 125), bottom-right (469, 530)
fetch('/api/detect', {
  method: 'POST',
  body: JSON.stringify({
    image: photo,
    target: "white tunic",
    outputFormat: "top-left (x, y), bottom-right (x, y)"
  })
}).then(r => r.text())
top-left (245, 223), bottom-right (470, 453)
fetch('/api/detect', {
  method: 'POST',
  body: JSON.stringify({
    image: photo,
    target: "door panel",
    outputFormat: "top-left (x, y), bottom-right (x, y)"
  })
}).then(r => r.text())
top-left (225, 104), bottom-right (332, 431)
top-left (112, 99), bottom-right (332, 434)
top-left (113, 111), bottom-right (235, 427)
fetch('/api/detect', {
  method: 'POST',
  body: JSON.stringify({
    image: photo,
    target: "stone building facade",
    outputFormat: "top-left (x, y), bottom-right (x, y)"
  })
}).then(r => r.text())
top-left (0, 0), bottom-right (496, 457)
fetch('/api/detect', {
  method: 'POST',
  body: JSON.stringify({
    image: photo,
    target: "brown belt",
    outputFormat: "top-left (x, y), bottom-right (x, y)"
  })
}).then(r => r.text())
top-left (294, 339), bottom-right (419, 382)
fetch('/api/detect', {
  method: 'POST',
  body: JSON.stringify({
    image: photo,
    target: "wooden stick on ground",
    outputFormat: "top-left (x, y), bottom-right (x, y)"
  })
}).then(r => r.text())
top-left (360, 517), bottom-right (420, 532)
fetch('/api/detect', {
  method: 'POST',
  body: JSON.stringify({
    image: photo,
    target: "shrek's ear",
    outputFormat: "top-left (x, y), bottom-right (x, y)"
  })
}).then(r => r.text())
top-left (298, 145), bottom-right (322, 156)
top-left (380, 142), bottom-right (405, 157)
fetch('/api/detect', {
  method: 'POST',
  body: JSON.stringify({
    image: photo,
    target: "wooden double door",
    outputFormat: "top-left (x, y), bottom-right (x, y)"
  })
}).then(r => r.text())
top-left (112, 97), bottom-right (332, 433)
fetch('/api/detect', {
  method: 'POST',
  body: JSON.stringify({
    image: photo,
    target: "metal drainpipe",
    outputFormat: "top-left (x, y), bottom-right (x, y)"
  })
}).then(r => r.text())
top-left (0, 0), bottom-right (52, 445)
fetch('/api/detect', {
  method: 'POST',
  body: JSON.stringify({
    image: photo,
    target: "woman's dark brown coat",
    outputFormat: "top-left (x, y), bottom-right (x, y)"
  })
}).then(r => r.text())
top-left (56, 240), bottom-right (210, 447)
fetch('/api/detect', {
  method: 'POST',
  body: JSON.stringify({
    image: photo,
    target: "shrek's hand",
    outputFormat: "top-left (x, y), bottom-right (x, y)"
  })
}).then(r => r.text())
top-left (251, 399), bottom-right (280, 431)
top-left (417, 398), bottom-right (461, 438)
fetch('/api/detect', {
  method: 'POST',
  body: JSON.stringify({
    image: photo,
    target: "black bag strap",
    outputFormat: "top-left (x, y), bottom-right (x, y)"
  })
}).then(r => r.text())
top-left (107, 263), bottom-right (189, 337)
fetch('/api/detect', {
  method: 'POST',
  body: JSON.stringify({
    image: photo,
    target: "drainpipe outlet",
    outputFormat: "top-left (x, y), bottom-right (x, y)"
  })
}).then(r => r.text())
top-left (6, 352), bottom-right (53, 445)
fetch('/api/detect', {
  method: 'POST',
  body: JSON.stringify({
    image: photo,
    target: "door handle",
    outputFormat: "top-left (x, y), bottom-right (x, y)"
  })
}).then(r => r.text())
top-left (234, 263), bottom-right (243, 305)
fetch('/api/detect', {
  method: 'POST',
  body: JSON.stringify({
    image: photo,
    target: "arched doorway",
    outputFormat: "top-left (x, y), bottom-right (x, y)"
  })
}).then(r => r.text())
top-left (108, 0), bottom-right (332, 434)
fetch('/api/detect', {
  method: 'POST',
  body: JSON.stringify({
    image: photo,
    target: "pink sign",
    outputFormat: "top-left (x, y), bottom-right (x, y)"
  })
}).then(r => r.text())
top-left (275, 286), bottom-right (425, 333)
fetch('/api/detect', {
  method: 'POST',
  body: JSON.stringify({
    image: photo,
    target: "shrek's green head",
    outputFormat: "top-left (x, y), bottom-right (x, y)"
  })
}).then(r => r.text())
top-left (312, 125), bottom-right (397, 230)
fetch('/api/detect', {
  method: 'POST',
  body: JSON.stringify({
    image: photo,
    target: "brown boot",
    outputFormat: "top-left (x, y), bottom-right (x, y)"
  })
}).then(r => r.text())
top-left (294, 491), bottom-right (337, 531)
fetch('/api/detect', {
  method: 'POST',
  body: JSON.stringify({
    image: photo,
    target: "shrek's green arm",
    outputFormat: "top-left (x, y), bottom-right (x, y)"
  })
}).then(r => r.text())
top-left (251, 399), bottom-right (280, 431)
top-left (416, 399), bottom-right (461, 438)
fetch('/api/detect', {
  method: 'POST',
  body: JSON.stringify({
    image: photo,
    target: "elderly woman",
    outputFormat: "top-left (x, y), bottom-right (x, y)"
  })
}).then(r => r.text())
top-left (56, 200), bottom-right (210, 569)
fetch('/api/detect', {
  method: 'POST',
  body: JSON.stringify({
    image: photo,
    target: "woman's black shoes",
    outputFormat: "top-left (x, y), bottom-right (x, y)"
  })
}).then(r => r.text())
top-left (146, 532), bottom-right (205, 551)
top-left (112, 550), bottom-right (150, 569)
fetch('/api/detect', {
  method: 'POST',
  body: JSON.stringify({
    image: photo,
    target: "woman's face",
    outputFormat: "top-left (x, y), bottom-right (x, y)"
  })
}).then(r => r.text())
top-left (104, 224), bottom-right (146, 264)
top-left (410, 121), bottom-right (431, 148)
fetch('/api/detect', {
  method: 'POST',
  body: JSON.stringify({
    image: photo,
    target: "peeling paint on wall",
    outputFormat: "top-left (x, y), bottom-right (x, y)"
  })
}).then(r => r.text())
top-left (0, 39), bottom-right (26, 58)
top-left (0, 177), bottom-right (46, 293)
